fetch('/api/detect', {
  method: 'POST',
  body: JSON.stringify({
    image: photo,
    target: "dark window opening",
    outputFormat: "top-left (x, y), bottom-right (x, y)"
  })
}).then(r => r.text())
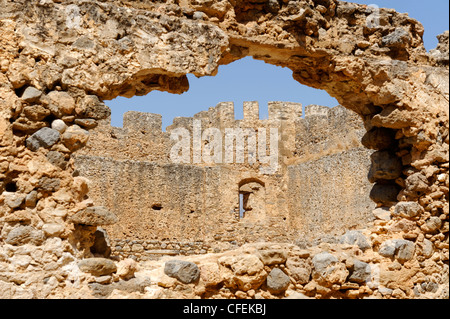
top-left (152, 204), bottom-right (163, 210)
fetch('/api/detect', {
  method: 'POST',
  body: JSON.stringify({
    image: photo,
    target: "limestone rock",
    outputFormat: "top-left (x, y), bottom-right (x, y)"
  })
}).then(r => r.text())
top-left (116, 258), bottom-right (138, 280)
top-left (218, 254), bottom-right (267, 291)
top-left (266, 268), bottom-right (291, 294)
top-left (381, 27), bottom-right (412, 48)
top-left (257, 249), bottom-right (287, 265)
top-left (38, 177), bottom-right (60, 193)
top-left (51, 119), bottom-right (67, 133)
top-left (26, 127), bottom-right (61, 151)
top-left (348, 259), bottom-right (371, 284)
top-left (78, 258), bottom-right (117, 276)
top-left (164, 260), bottom-right (200, 284)
top-left (285, 257), bottom-right (312, 284)
top-left (3, 192), bottom-right (26, 209)
top-left (42, 223), bottom-right (65, 237)
top-left (23, 105), bottom-right (50, 121)
top-left (21, 86), bottom-right (42, 102)
top-left (4, 225), bottom-right (45, 246)
top-left (61, 125), bottom-right (89, 152)
top-left (393, 202), bottom-right (423, 219)
top-left (421, 217), bottom-right (442, 233)
top-left (45, 91), bottom-right (75, 116)
top-left (379, 239), bottom-right (415, 263)
top-left (372, 207), bottom-right (391, 221)
top-left (46, 151), bottom-right (67, 169)
top-left (78, 95), bottom-right (111, 120)
top-left (340, 230), bottom-right (371, 251)
top-left (199, 262), bottom-right (223, 287)
top-left (69, 206), bottom-right (118, 226)
top-left (311, 252), bottom-right (349, 286)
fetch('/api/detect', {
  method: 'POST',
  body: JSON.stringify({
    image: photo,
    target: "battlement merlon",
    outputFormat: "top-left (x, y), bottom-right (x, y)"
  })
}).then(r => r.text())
top-left (243, 101), bottom-right (259, 121)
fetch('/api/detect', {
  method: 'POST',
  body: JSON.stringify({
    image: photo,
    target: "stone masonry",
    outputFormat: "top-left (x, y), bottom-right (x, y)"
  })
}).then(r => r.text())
top-left (74, 102), bottom-right (375, 261)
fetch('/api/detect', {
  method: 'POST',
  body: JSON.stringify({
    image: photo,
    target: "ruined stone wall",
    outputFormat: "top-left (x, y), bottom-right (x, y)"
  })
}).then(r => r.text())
top-left (0, 0), bottom-right (448, 299)
top-left (73, 101), bottom-right (375, 255)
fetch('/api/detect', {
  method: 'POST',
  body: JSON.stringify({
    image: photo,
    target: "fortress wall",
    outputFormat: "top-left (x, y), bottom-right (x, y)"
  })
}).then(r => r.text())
top-left (73, 102), bottom-right (374, 254)
top-left (294, 104), bottom-right (368, 161)
top-left (74, 154), bottom-right (291, 250)
top-left (287, 147), bottom-right (376, 243)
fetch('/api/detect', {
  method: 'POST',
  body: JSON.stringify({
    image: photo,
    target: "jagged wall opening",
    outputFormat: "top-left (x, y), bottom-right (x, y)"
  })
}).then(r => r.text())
top-left (104, 56), bottom-right (338, 130)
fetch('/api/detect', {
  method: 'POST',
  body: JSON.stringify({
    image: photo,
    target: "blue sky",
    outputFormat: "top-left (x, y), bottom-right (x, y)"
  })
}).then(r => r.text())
top-left (106, 1), bottom-right (449, 130)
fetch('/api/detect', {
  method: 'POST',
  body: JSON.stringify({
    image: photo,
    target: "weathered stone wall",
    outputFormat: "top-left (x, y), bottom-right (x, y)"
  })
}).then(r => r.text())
top-left (0, 0), bottom-right (448, 299)
top-left (74, 102), bottom-right (375, 251)
top-left (288, 147), bottom-right (376, 243)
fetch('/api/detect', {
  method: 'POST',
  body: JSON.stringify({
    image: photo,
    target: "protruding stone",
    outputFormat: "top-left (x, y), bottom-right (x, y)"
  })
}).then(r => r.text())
top-left (74, 118), bottom-right (98, 129)
top-left (51, 119), bottom-right (67, 133)
top-left (61, 125), bottom-right (89, 152)
top-left (4, 225), bottom-right (45, 246)
top-left (372, 207), bottom-right (391, 220)
top-left (45, 91), bottom-right (76, 116)
top-left (77, 258), bottom-right (117, 276)
top-left (348, 259), bottom-right (371, 284)
top-left (25, 190), bottom-right (38, 207)
top-left (164, 260), bottom-right (200, 284)
top-left (312, 252), bottom-right (349, 286)
top-left (4, 192), bottom-right (25, 208)
top-left (26, 127), bottom-right (60, 151)
top-left (340, 230), bottom-right (371, 251)
top-left (21, 86), bottom-right (42, 102)
top-left (42, 223), bottom-right (65, 237)
top-left (78, 95), bottom-right (111, 120)
top-left (266, 268), bottom-right (290, 294)
top-left (382, 27), bottom-right (411, 48)
top-left (393, 202), bottom-right (423, 219)
top-left (69, 206), bottom-right (118, 226)
top-left (257, 249), bottom-right (287, 265)
top-left (421, 217), bottom-right (442, 233)
top-left (116, 258), bottom-right (138, 280)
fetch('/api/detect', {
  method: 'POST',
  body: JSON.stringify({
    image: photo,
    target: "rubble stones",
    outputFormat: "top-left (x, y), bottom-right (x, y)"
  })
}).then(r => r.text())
top-left (311, 252), bottom-right (349, 286)
top-left (340, 230), bottom-right (371, 251)
top-left (393, 202), bottom-right (423, 219)
top-left (61, 125), bottom-right (89, 152)
top-left (379, 239), bottom-right (415, 263)
top-left (4, 225), bottom-right (45, 246)
top-left (21, 86), bottom-right (42, 102)
top-left (69, 206), bottom-right (118, 226)
top-left (348, 259), bottom-right (371, 284)
top-left (164, 260), bottom-right (200, 284)
top-left (266, 268), bottom-right (291, 294)
top-left (26, 127), bottom-right (61, 151)
top-left (77, 258), bottom-right (117, 276)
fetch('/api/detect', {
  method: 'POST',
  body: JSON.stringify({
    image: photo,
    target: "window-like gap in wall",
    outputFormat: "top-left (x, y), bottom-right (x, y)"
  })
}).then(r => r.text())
top-left (105, 57), bottom-right (339, 131)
